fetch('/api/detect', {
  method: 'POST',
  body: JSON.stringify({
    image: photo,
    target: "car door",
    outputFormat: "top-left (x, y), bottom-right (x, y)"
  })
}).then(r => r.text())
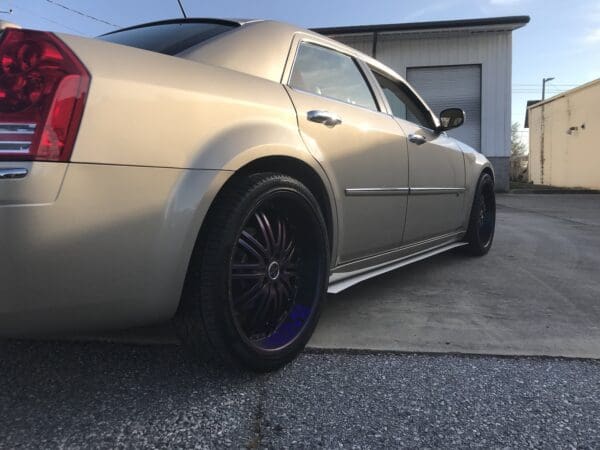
top-left (370, 70), bottom-right (466, 244)
top-left (284, 39), bottom-right (410, 264)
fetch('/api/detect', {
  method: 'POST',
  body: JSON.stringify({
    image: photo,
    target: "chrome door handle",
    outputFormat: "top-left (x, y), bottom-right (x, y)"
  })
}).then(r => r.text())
top-left (307, 110), bottom-right (342, 127)
top-left (408, 134), bottom-right (427, 145)
top-left (0, 168), bottom-right (28, 179)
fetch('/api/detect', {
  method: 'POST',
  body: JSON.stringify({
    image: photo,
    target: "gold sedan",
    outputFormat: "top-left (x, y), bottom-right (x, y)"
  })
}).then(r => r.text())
top-left (0, 19), bottom-right (495, 371)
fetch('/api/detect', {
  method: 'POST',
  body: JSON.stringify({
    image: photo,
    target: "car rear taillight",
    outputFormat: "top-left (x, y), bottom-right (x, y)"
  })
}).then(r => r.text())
top-left (0, 29), bottom-right (89, 162)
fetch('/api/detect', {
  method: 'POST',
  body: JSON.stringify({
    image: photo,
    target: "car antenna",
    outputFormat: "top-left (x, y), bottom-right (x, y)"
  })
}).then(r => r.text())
top-left (176, 0), bottom-right (188, 19)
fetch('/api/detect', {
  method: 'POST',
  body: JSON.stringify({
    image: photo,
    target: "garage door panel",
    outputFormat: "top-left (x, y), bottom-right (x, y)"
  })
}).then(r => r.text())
top-left (407, 65), bottom-right (481, 151)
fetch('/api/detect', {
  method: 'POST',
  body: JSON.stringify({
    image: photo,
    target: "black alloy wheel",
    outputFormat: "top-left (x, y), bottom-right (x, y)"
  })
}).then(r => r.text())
top-left (176, 173), bottom-right (329, 371)
top-left (465, 172), bottom-right (496, 256)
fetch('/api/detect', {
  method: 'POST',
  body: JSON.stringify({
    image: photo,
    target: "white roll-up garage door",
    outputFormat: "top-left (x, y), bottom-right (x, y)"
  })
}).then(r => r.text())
top-left (406, 65), bottom-right (481, 151)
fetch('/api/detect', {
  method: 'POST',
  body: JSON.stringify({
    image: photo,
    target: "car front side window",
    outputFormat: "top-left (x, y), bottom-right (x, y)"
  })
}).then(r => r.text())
top-left (289, 43), bottom-right (378, 111)
top-left (373, 71), bottom-right (434, 129)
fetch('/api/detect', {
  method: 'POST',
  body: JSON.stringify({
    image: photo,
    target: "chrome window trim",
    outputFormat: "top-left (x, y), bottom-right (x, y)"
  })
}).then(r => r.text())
top-left (285, 38), bottom-right (383, 113)
top-left (367, 66), bottom-right (441, 132)
top-left (286, 86), bottom-right (388, 116)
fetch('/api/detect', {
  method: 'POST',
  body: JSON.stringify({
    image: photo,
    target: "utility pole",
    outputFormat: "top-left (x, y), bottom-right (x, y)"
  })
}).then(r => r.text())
top-left (542, 77), bottom-right (555, 101)
top-left (539, 77), bottom-right (554, 185)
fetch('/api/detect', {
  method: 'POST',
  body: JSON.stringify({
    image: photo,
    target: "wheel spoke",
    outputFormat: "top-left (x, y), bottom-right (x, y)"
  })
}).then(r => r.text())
top-left (249, 284), bottom-right (273, 331)
top-left (234, 280), bottom-right (265, 306)
top-left (279, 219), bottom-right (287, 255)
top-left (231, 263), bottom-right (265, 279)
top-left (260, 212), bottom-right (278, 252)
top-left (238, 231), bottom-right (268, 262)
top-left (269, 283), bottom-right (283, 324)
top-left (276, 282), bottom-right (291, 305)
top-left (275, 218), bottom-right (284, 252)
top-left (279, 272), bottom-right (295, 294)
top-left (255, 212), bottom-right (273, 255)
top-left (282, 243), bottom-right (296, 265)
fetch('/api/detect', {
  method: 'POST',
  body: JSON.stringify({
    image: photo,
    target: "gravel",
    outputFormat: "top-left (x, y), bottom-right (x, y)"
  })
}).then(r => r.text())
top-left (1, 340), bottom-right (600, 449)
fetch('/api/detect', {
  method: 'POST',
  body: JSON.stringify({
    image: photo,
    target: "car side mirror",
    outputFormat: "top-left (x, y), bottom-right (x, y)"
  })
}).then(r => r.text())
top-left (438, 108), bottom-right (465, 132)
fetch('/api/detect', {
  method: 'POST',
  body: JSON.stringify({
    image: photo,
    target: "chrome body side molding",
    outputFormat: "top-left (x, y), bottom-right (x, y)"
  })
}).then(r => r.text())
top-left (410, 187), bottom-right (466, 195)
top-left (344, 186), bottom-right (465, 196)
top-left (345, 187), bottom-right (409, 196)
top-left (328, 241), bottom-right (467, 294)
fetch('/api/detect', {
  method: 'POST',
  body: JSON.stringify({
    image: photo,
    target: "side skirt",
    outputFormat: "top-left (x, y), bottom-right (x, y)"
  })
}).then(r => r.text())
top-left (327, 241), bottom-right (467, 294)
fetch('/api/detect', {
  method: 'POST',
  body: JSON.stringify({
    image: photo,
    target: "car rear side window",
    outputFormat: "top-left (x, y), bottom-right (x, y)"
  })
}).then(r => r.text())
top-left (289, 43), bottom-right (378, 111)
top-left (98, 22), bottom-right (237, 56)
top-left (373, 71), bottom-right (434, 129)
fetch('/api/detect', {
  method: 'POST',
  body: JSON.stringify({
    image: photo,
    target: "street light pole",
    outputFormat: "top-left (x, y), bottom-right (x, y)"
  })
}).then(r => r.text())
top-left (542, 77), bottom-right (555, 101)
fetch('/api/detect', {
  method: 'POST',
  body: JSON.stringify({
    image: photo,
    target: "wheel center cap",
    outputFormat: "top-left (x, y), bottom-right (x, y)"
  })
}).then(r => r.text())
top-left (267, 261), bottom-right (280, 281)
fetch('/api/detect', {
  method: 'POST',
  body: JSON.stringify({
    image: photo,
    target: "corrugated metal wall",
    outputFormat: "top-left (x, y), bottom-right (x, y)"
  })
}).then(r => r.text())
top-left (332, 33), bottom-right (374, 56)
top-left (331, 31), bottom-right (512, 158)
top-left (406, 65), bottom-right (482, 150)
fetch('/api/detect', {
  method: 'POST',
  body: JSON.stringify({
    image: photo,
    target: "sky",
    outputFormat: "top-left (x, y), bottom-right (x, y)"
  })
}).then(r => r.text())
top-left (2, 0), bottom-right (599, 143)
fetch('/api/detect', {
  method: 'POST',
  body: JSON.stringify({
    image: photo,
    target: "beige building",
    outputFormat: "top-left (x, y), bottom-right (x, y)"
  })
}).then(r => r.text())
top-left (528, 78), bottom-right (600, 189)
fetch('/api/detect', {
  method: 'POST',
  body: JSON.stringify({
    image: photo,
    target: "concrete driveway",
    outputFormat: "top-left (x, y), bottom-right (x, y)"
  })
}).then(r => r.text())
top-left (310, 194), bottom-right (600, 359)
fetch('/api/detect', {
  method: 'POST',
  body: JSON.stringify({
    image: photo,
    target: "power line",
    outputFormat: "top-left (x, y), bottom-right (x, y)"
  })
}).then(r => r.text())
top-left (44, 0), bottom-right (120, 28)
top-left (12, 3), bottom-right (90, 35)
top-left (514, 84), bottom-right (579, 87)
top-left (176, 0), bottom-right (187, 19)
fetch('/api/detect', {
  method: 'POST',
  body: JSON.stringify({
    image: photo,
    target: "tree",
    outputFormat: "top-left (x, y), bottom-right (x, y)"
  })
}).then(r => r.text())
top-left (511, 122), bottom-right (527, 157)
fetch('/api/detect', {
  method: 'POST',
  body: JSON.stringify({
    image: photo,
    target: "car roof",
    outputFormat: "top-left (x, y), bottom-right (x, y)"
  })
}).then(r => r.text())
top-left (99, 18), bottom-right (420, 104)
top-left (97, 18), bottom-right (440, 127)
top-left (100, 18), bottom-right (389, 76)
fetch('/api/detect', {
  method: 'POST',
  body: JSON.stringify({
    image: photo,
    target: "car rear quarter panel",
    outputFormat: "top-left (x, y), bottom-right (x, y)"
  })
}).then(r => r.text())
top-left (58, 34), bottom-right (308, 171)
top-left (0, 34), bottom-right (339, 334)
top-left (0, 163), bottom-right (230, 335)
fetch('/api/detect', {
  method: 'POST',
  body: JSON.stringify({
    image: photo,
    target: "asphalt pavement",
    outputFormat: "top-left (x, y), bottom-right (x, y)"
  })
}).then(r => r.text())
top-left (311, 194), bottom-right (600, 359)
top-left (1, 340), bottom-right (600, 449)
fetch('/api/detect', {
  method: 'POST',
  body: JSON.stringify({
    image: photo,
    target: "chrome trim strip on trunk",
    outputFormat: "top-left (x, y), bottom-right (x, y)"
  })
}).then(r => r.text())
top-left (0, 143), bottom-right (31, 153)
top-left (0, 123), bottom-right (36, 134)
top-left (0, 168), bottom-right (28, 179)
top-left (345, 187), bottom-right (409, 196)
top-left (328, 241), bottom-right (467, 294)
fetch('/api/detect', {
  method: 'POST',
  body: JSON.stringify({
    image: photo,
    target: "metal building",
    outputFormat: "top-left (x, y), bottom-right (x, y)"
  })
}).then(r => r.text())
top-left (527, 78), bottom-right (600, 190)
top-left (314, 16), bottom-right (530, 192)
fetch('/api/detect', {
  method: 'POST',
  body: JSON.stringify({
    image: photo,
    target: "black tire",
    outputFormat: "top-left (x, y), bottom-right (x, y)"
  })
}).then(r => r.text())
top-left (176, 173), bottom-right (330, 372)
top-left (464, 172), bottom-right (496, 256)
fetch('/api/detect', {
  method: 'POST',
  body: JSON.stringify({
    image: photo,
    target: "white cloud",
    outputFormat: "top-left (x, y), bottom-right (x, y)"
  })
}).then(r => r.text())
top-left (403, 1), bottom-right (463, 21)
top-left (584, 28), bottom-right (600, 44)
top-left (489, 0), bottom-right (522, 4)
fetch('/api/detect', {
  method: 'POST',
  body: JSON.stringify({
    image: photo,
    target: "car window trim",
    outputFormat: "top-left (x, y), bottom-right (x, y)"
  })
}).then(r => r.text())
top-left (368, 66), bottom-right (440, 133)
top-left (285, 39), bottom-right (383, 113)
